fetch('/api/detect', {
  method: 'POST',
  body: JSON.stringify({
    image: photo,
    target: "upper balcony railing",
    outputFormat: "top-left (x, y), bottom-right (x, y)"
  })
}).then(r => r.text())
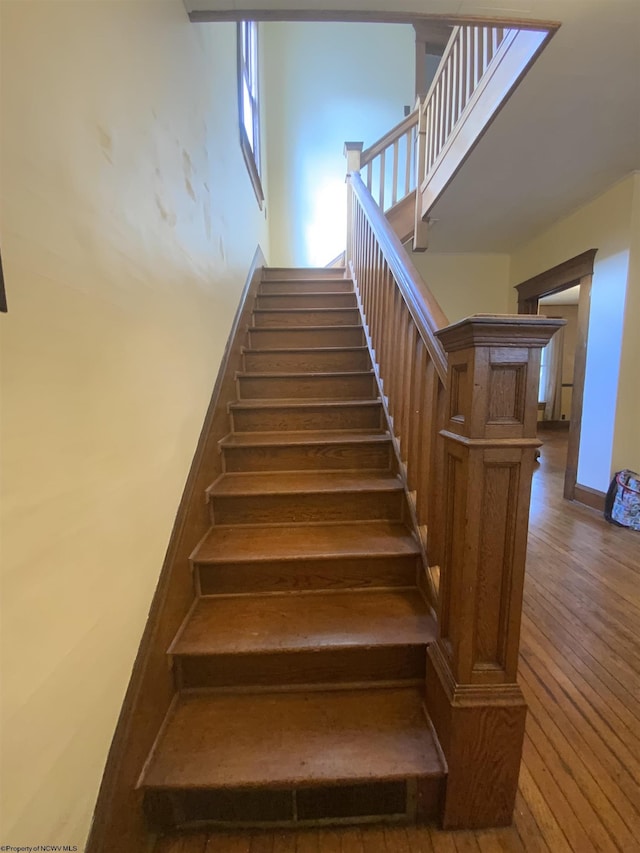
top-left (354, 20), bottom-right (555, 249)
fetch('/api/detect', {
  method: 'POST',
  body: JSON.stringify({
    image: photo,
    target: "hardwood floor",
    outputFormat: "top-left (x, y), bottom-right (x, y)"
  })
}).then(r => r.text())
top-left (155, 429), bottom-right (640, 852)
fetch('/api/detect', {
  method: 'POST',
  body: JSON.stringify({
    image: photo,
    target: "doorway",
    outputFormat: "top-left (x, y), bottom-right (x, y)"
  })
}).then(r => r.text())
top-left (515, 249), bottom-right (597, 504)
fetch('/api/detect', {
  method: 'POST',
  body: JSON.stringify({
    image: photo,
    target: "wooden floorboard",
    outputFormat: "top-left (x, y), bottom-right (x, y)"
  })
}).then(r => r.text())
top-left (157, 430), bottom-right (640, 852)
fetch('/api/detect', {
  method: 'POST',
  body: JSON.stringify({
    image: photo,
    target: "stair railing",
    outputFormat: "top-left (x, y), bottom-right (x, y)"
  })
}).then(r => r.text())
top-left (344, 159), bottom-right (563, 828)
top-left (344, 159), bottom-right (448, 609)
top-left (359, 107), bottom-right (419, 214)
top-left (416, 23), bottom-right (552, 237)
top-left (421, 24), bottom-right (508, 176)
top-left (350, 22), bottom-right (555, 250)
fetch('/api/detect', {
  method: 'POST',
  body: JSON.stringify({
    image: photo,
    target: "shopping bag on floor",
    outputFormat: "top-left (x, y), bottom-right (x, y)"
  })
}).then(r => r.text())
top-left (604, 469), bottom-right (640, 530)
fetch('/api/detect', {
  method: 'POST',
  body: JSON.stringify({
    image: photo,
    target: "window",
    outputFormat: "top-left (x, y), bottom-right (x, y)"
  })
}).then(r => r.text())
top-left (237, 21), bottom-right (264, 208)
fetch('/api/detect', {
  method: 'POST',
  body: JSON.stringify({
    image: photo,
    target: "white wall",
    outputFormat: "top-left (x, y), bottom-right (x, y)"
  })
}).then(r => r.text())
top-left (408, 252), bottom-right (511, 324)
top-left (0, 2), bottom-right (267, 847)
top-left (510, 175), bottom-right (635, 492)
top-left (263, 21), bottom-right (415, 266)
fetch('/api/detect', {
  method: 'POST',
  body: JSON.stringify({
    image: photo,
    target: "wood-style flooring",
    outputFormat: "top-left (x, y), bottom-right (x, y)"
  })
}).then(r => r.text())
top-left (155, 429), bottom-right (640, 852)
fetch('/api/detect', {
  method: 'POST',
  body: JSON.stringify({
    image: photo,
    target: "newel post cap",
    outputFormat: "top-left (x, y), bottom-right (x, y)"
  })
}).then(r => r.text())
top-left (344, 141), bottom-right (363, 175)
top-left (435, 314), bottom-right (566, 353)
top-left (343, 141), bottom-right (364, 155)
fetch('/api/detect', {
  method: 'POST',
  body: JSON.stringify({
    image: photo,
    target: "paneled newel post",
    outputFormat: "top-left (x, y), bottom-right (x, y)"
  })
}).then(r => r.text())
top-left (426, 315), bottom-right (565, 829)
top-left (344, 142), bottom-right (363, 268)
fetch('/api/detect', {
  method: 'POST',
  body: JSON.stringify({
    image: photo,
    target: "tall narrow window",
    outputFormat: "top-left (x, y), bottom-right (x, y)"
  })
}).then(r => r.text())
top-left (238, 21), bottom-right (264, 207)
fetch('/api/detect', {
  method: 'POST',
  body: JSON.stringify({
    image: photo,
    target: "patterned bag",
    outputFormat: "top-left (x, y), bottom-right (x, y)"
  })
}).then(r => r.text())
top-left (604, 469), bottom-right (640, 530)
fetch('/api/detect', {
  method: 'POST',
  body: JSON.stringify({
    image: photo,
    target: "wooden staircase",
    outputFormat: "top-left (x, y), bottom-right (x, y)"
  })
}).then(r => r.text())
top-left (137, 266), bottom-right (446, 831)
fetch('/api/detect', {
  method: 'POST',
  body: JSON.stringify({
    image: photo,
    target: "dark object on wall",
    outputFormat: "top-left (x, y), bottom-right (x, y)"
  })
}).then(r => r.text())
top-left (604, 470), bottom-right (640, 531)
top-left (0, 249), bottom-right (6, 312)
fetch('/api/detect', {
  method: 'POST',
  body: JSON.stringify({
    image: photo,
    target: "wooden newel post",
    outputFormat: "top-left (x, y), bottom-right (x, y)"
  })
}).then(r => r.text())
top-left (344, 142), bottom-right (363, 268)
top-left (426, 314), bottom-right (565, 829)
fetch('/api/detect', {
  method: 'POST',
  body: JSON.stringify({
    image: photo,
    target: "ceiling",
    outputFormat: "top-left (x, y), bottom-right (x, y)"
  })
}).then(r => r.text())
top-left (186, 0), bottom-right (640, 253)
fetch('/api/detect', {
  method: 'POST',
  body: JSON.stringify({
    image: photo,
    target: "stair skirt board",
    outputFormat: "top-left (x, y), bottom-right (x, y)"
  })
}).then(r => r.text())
top-left (128, 266), bottom-right (443, 838)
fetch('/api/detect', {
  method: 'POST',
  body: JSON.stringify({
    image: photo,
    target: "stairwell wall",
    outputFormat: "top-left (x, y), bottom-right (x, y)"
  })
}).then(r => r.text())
top-left (407, 251), bottom-right (511, 323)
top-left (0, 1), bottom-right (267, 848)
top-left (263, 21), bottom-right (415, 267)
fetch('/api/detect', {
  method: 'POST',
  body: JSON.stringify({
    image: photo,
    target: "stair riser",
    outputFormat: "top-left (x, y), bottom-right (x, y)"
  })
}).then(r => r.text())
top-left (263, 268), bottom-right (346, 281)
top-left (209, 489), bottom-right (404, 525)
top-left (256, 293), bottom-right (357, 310)
top-left (237, 374), bottom-right (377, 400)
top-left (231, 403), bottom-right (384, 433)
top-left (259, 280), bottom-right (353, 294)
top-left (221, 442), bottom-right (392, 472)
top-left (174, 646), bottom-right (425, 690)
top-left (253, 309), bottom-right (361, 328)
top-left (248, 327), bottom-right (365, 348)
top-left (243, 349), bottom-right (371, 373)
top-left (196, 555), bottom-right (419, 596)
top-left (144, 778), bottom-right (442, 830)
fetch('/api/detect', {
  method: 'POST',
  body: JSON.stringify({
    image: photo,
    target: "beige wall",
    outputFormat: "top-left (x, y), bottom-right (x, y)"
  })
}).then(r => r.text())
top-left (408, 251), bottom-right (511, 324)
top-left (510, 175), bottom-right (635, 492)
top-left (0, 2), bottom-right (267, 848)
top-left (263, 21), bottom-right (415, 267)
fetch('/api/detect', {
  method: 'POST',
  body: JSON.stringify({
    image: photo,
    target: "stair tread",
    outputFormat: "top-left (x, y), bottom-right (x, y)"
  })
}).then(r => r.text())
top-left (140, 687), bottom-right (445, 790)
top-left (220, 430), bottom-right (389, 447)
top-left (243, 346), bottom-right (369, 354)
top-left (265, 267), bottom-right (347, 274)
top-left (253, 305), bottom-right (358, 316)
top-left (230, 398), bottom-right (381, 410)
top-left (171, 589), bottom-right (434, 657)
top-left (250, 325), bottom-right (363, 331)
top-left (192, 521), bottom-right (419, 564)
top-left (258, 291), bottom-right (355, 297)
top-left (208, 470), bottom-right (402, 497)
top-left (237, 370), bottom-right (374, 379)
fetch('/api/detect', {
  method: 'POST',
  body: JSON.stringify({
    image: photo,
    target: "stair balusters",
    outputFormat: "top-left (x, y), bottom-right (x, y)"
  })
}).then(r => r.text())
top-left (345, 162), bottom-right (563, 827)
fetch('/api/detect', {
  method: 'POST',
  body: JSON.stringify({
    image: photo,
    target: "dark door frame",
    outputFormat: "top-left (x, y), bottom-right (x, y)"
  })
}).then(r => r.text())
top-left (515, 248), bottom-right (598, 504)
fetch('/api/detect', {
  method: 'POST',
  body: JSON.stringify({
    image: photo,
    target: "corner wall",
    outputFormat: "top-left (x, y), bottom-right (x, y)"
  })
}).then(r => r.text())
top-left (509, 175), bottom-right (635, 493)
top-left (0, 2), bottom-right (267, 847)
top-left (612, 172), bottom-right (640, 475)
top-left (408, 252), bottom-right (511, 323)
top-left (263, 21), bottom-right (415, 267)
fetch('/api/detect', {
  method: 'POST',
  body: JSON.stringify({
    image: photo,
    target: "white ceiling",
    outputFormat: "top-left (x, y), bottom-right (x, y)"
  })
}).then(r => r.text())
top-left (186, 0), bottom-right (640, 253)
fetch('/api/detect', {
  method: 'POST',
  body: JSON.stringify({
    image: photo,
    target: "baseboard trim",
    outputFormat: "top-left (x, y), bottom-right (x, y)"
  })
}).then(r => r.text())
top-left (574, 483), bottom-right (606, 512)
top-left (537, 419), bottom-right (570, 430)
